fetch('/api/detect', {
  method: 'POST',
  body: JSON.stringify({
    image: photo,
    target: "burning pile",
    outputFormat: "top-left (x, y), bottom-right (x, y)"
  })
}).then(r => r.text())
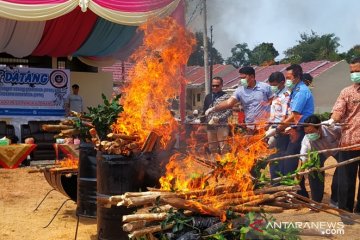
top-left (111, 17), bottom-right (195, 151)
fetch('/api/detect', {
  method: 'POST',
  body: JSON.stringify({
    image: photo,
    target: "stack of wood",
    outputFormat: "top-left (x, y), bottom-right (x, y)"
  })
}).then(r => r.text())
top-left (98, 185), bottom-right (306, 238)
top-left (89, 130), bottom-right (159, 156)
top-left (88, 129), bottom-right (140, 155)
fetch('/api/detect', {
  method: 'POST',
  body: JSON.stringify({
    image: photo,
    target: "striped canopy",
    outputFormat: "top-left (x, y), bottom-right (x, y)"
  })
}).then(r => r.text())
top-left (0, 0), bottom-right (183, 65)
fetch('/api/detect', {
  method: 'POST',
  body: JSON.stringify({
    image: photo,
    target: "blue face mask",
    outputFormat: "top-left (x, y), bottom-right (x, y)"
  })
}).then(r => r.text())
top-left (350, 72), bottom-right (360, 83)
top-left (306, 132), bottom-right (320, 141)
top-left (240, 78), bottom-right (248, 87)
top-left (285, 79), bottom-right (294, 89)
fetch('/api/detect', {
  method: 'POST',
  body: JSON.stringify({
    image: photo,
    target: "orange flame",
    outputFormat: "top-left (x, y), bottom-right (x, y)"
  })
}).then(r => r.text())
top-left (56, 155), bottom-right (78, 168)
top-left (160, 128), bottom-right (276, 205)
top-left (112, 17), bottom-right (195, 148)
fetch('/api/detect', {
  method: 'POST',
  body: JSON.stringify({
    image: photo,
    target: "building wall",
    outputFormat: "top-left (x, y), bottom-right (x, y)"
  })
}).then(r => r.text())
top-left (312, 60), bottom-right (350, 113)
top-left (70, 71), bottom-right (114, 112)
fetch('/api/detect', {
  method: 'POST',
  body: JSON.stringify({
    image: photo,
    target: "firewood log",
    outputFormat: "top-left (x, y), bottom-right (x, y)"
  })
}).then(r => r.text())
top-left (232, 205), bottom-right (283, 213)
top-left (107, 133), bottom-right (139, 141)
top-left (122, 221), bottom-right (146, 232)
top-left (42, 124), bottom-right (73, 132)
top-left (123, 213), bottom-right (168, 223)
top-left (128, 223), bottom-right (174, 239)
top-left (161, 197), bottom-right (226, 221)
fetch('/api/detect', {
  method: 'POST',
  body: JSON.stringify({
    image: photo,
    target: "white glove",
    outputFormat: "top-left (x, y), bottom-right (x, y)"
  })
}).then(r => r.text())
top-left (205, 107), bottom-right (215, 116)
top-left (267, 136), bottom-right (276, 148)
top-left (265, 128), bottom-right (277, 138)
top-left (209, 117), bottom-right (219, 125)
top-left (322, 118), bottom-right (335, 127)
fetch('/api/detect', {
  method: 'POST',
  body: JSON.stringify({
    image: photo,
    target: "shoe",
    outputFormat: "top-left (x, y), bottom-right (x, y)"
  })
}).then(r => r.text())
top-left (329, 199), bottom-right (338, 208)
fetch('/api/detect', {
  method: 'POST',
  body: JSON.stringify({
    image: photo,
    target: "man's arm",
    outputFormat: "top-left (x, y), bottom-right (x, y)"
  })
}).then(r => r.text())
top-left (276, 111), bottom-right (302, 132)
top-left (214, 96), bottom-right (238, 112)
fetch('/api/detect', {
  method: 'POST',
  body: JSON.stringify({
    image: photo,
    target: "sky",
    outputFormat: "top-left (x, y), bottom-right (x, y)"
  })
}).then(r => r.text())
top-left (186, 0), bottom-right (360, 59)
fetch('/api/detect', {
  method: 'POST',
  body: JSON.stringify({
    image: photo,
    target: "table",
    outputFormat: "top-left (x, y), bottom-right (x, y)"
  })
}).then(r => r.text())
top-left (0, 144), bottom-right (36, 169)
top-left (53, 144), bottom-right (79, 160)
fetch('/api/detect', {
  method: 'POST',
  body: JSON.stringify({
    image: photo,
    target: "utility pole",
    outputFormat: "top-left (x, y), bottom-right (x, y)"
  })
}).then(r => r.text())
top-left (202, 0), bottom-right (210, 95)
top-left (209, 25), bottom-right (213, 82)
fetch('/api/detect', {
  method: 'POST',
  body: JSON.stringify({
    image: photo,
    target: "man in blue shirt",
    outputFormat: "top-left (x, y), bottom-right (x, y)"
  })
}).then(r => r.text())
top-left (205, 66), bottom-right (272, 132)
top-left (266, 64), bottom-right (314, 176)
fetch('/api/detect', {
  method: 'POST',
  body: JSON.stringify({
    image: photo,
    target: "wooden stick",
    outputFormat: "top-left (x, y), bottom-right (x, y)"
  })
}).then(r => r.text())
top-left (232, 205), bottom-right (283, 213)
top-left (129, 223), bottom-right (174, 239)
top-left (107, 133), bottom-right (139, 141)
top-left (161, 197), bottom-right (226, 221)
top-left (242, 191), bottom-right (287, 206)
top-left (123, 213), bottom-right (167, 223)
top-left (266, 144), bottom-right (360, 163)
top-left (271, 156), bottom-right (360, 183)
top-left (290, 193), bottom-right (360, 222)
top-left (122, 220), bottom-right (146, 232)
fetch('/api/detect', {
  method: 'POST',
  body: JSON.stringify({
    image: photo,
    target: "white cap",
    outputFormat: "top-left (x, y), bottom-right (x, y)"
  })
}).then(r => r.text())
top-left (193, 110), bottom-right (199, 115)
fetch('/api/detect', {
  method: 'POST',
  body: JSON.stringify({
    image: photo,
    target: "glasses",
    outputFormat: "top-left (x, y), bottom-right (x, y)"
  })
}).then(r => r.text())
top-left (212, 85), bottom-right (220, 87)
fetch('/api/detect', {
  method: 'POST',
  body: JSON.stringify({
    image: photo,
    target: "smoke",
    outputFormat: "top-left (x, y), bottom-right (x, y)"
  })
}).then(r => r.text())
top-left (186, 0), bottom-right (360, 59)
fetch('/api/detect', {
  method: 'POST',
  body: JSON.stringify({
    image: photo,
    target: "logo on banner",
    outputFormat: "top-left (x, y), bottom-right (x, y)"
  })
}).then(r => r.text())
top-left (50, 70), bottom-right (68, 88)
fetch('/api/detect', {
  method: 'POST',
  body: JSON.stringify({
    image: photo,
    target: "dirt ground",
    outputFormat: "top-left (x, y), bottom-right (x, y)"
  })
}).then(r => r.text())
top-left (1, 157), bottom-right (360, 240)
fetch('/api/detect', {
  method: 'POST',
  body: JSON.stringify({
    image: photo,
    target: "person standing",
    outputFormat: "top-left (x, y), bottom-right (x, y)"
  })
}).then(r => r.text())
top-left (64, 84), bottom-right (83, 116)
top-left (267, 71), bottom-right (291, 179)
top-left (266, 64), bottom-right (314, 177)
top-left (205, 67), bottom-right (272, 132)
top-left (203, 77), bottom-right (232, 154)
top-left (299, 115), bottom-right (340, 203)
top-left (325, 57), bottom-right (360, 213)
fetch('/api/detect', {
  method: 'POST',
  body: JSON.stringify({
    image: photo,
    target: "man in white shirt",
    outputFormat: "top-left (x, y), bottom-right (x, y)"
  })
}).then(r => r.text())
top-left (64, 84), bottom-right (83, 116)
top-left (298, 114), bottom-right (341, 203)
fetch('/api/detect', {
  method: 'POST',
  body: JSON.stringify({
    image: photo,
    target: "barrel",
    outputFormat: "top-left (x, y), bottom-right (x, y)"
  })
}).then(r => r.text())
top-left (97, 153), bottom-right (142, 240)
top-left (76, 142), bottom-right (97, 218)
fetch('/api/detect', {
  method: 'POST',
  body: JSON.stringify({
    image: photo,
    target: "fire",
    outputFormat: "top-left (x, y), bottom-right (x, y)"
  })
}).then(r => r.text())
top-left (56, 155), bottom-right (78, 168)
top-left (112, 17), bottom-right (195, 148)
top-left (159, 128), bottom-right (276, 204)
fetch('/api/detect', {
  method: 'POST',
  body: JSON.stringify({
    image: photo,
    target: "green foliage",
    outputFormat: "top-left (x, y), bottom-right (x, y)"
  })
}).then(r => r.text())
top-left (157, 207), bottom-right (300, 240)
top-left (283, 30), bottom-right (341, 63)
top-left (249, 43), bottom-right (279, 66)
top-left (315, 112), bottom-right (331, 121)
top-left (85, 93), bottom-right (123, 140)
top-left (225, 43), bottom-right (251, 68)
top-left (187, 32), bottom-right (224, 66)
top-left (345, 45), bottom-right (360, 62)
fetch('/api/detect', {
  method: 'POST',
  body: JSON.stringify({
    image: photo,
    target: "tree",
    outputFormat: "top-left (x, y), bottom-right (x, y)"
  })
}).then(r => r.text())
top-left (345, 45), bottom-right (360, 62)
top-left (283, 31), bottom-right (341, 63)
top-left (187, 32), bottom-right (224, 66)
top-left (249, 42), bottom-right (279, 66)
top-left (225, 43), bottom-right (251, 68)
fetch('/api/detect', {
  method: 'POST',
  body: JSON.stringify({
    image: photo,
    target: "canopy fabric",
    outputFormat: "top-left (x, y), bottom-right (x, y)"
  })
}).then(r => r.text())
top-left (0, 18), bottom-right (45, 58)
top-left (32, 7), bottom-right (97, 57)
top-left (73, 18), bottom-right (137, 57)
top-left (0, 0), bottom-right (184, 62)
top-left (0, 0), bottom-right (180, 25)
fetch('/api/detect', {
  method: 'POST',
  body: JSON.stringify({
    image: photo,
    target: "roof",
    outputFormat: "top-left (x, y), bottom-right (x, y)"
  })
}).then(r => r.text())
top-left (185, 60), bottom-right (341, 89)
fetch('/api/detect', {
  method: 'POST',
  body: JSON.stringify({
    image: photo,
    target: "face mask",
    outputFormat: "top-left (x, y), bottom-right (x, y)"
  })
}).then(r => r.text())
top-left (285, 79), bottom-right (294, 89)
top-left (306, 132), bottom-right (320, 141)
top-left (270, 86), bottom-right (279, 93)
top-left (350, 72), bottom-right (360, 83)
top-left (240, 78), bottom-right (248, 87)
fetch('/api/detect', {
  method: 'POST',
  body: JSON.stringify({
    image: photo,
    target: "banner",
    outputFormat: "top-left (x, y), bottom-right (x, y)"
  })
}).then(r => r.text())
top-left (0, 67), bottom-right (70, 116)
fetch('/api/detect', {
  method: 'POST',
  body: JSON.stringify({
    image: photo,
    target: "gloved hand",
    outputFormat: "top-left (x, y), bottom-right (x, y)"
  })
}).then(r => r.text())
top-left (205, 107), bottom-right (215, 116)
top-left (208, 116), bottom-right (219, 125)
top-left (322, 118), bottom-right (335, 127)
top-left (265, 128), bottom-right (277, 138)
top-left (267, 136), bottom-right (276, 148)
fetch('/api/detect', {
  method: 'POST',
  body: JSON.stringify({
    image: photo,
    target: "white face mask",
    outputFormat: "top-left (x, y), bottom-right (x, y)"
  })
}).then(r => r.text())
top-left (350, 72), bottom-right (360, 83)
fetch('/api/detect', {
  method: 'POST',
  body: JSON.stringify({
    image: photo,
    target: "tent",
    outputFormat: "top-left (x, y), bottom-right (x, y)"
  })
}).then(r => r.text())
top-left (0, 0), bottom-right (184, 65)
